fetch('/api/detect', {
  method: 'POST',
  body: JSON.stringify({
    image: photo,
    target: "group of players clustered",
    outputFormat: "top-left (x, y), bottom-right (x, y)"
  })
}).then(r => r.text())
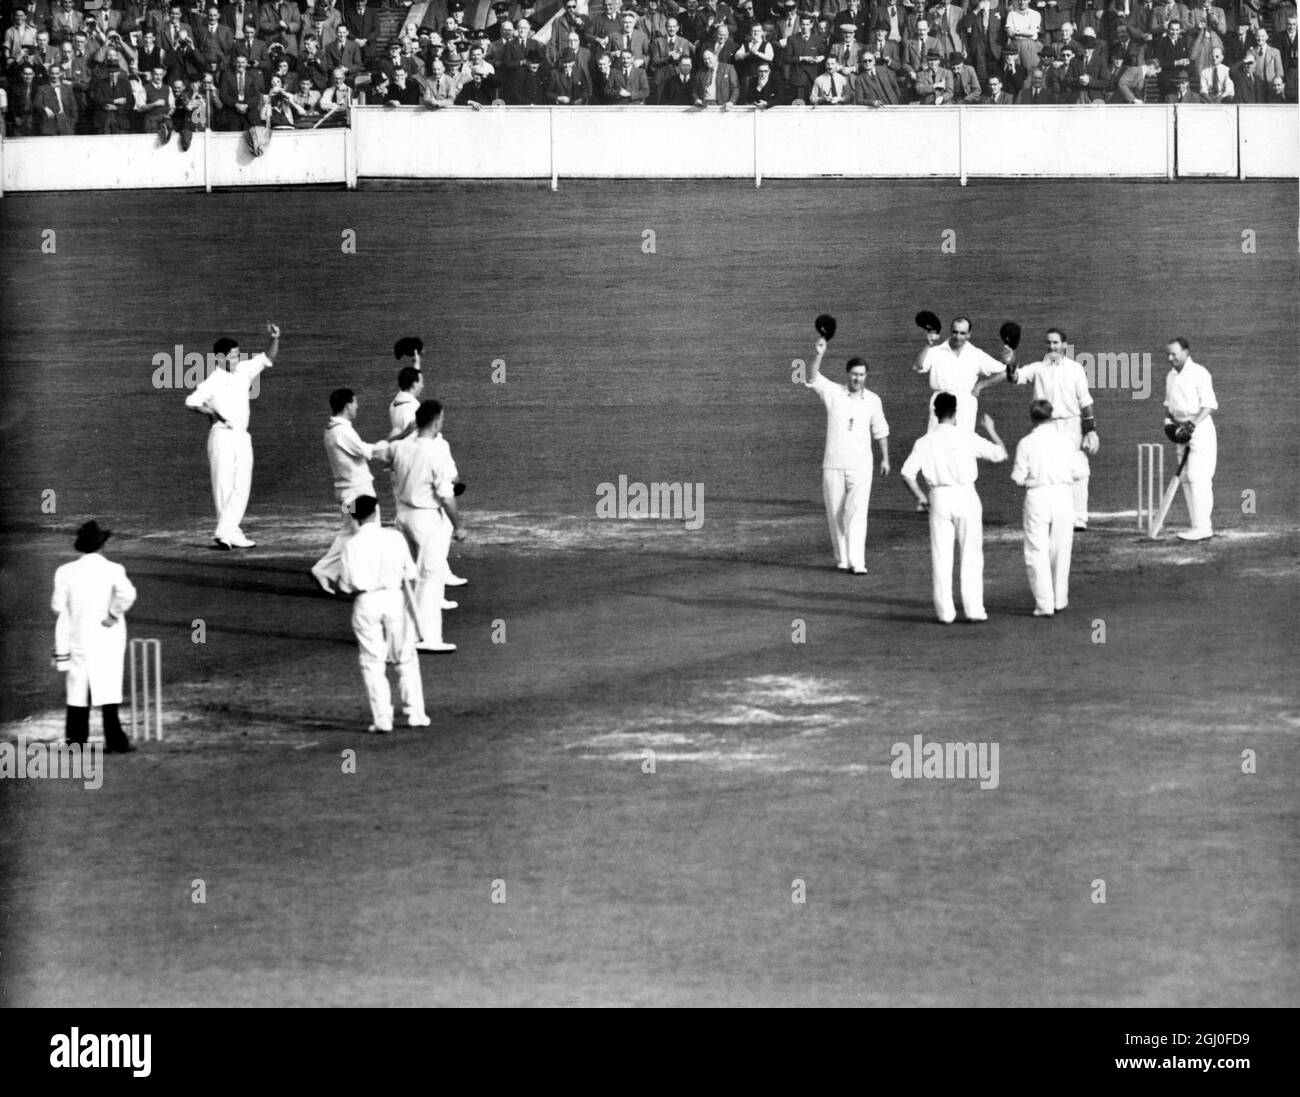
top-left (50, 313), bottom-right (1220, 743)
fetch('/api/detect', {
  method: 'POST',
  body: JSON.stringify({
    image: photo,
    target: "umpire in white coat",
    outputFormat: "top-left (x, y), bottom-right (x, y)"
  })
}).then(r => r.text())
top-left (51, 520), bottom-right (137, 752)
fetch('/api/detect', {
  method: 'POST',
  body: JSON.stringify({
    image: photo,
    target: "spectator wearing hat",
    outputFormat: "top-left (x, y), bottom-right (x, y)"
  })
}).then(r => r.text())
top-left (1005, 0), bottom-right (1043, 70)
top-left (51, 521), bottom-right (138, 754)
top-left (302, 0), bottom-right (344, 50)
top-left (783, 10), bottom-right (824, 100)
top-left (997, 46), bottom-right (1026, 94)
top-left (1165, 64), bottom-right (1206, 96)
top-left (692, 44), bottom-right (740, 103)
top-left (89, 50), bottom-right (133, 130)
top-left (323, 21), bottom-right (364, 79)
top-left (864, 25), bottom-right (903, 76)
top-left (345, 0), bottom-right (379, 66)
top-left (849, 49), bottom-right (900, 103)
top-left (509, 47), bottom-right (549, 102)
top-left (1230, 50), bottom-right (1267, 99)
top-left (656, 52), bottom-right (696, 101)
top-left (1075, 0), bottom-right (1106, 44)
top-left (1016, 65), bottom-right (1058, 101)
top-left (948, 49), bottom-right (981, 100)
top-left (913, 46), bottom-right (952, 98)
top-left (648, 16), bottom-right (692, 94)
top-left (960, 0), bottom-right (1003, 85)
top-left (1079, 25), bottom-right (1110, 66)
top-left (547, 47), bottom-right (591, 102)
top-left (259, 0), bottom-right (302, 57)
top-left (827, 18), bottom-right (861, 70)
top-left (837, 0), bottom-right (870, 44)
top-left (487, 0), bottom-right (514, 40)
top-left (1065, 29), bottom-right (1109, 99)
top-left (550, 28), bottom-right (595, 88)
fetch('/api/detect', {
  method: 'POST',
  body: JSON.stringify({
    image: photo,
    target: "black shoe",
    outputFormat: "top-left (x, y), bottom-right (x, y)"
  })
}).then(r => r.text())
top-left (105, 742), bottom-right (137, 754)
top-left (214, 538), bottom-right (232, 550)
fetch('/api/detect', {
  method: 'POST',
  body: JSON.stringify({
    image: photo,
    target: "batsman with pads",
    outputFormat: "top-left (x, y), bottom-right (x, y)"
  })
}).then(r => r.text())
top-left (999, 326), bottom-right (1099, 531)
top-left (1158, 337), bottom-right (1218, 541)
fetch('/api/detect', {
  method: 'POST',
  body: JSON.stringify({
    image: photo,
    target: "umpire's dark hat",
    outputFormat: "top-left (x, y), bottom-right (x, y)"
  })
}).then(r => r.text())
top-left (74, 520), bottom-right (112, 553)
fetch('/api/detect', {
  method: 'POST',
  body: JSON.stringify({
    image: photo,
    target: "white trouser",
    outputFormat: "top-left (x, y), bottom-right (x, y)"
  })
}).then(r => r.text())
top-left (822, 465), bottom-right (874, 569)
top-left (1046, 416), bottom-right (1091, 526)
top-left (352, 588), bottom-right (425, 730)
top-left (1022, 484), bottom-right (1075, 613)
top-left (928, 484), bottom-right (985, 622)
top-left (928, 390), bottom-right (978, 434)
top-left (395, 505), bottom-right (451, 644)
top-left (312, 490), bottom-right (377, 587)
top-left (208, 425), bottom-right (253, 542)
top-left (1178, 416), bottom-right (1217, 534)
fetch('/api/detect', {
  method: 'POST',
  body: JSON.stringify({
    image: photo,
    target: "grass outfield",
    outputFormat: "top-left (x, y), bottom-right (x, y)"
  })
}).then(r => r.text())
top-left (0, 181), bottom-right (1296, 1006)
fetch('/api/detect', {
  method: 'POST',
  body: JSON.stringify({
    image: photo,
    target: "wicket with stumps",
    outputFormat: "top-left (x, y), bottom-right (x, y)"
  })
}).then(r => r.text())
top-left (129, 637), bottom-right (162, 742)
top-left (1137, 443), bottom-right (1166, 536)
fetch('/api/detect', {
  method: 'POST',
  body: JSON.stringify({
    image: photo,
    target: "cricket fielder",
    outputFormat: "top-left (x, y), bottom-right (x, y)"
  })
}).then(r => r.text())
top-left (1011, 399), bottom-right (1081, 616)
top-left (1001, 327), bottom-right (1099, 531)
top-left (1162, 336), bottom-right (1218, 541)
top-left (386, 399), bottom-right (466, 653)
top-left (311, 388), bottom-right (391, 593)
top-left (184, 322), bottom-right (280, 549)
top-left (806, 335), bottom-right (891, 573)
top-left (336, 495), bottom-right (430, 732)
top-left (51, 520), bottom-right (137, 751)
top-left (900, 393), bottom-right (1008, 623)
top-left (913, 316), bottom-right (1013, 434)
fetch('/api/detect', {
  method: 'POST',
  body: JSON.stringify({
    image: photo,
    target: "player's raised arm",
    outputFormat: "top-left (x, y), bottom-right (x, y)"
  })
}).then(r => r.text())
top-left (264, 321), bottom-right (281, 363)
top-left (912, 310), bottom-right (943, 373)
top-left (808, 336), bottom-right (828, 382)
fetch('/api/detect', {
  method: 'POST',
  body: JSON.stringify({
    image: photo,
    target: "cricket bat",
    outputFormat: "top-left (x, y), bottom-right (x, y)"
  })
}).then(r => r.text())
top-left (1149, 447), bottom-right (1192, 539)
top-left (402, 578), bottom-right (426, 645)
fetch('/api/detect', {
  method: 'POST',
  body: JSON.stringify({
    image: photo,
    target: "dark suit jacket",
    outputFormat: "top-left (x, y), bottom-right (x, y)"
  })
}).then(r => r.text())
top-left (849, 67), bottom-right (899, 104)
top-left (193, 22), bottom-right (234, 68)
top-left (233, 37), bottom-right (270, 70)
top-left (656, 71), bottom-right (696, 104)
top-left (219, 68), bottom-right (264, 111)
top-left (34, 80), bottom-right (76, 132)
top-left (739, 73), bottom-right (782, 105)
top-left (1231, 66), bottom-right (1267, 102)
top-left (609, 64), bottom-right (650, 102)
top-left (690, 62), bottom-right (739, 104)
top-left (546, 67), bottom-right (590, 104)
top-left (961, 9), bottom-right (1004, 67)
top-left (343, 4), bottom-right (379, 64)
top-left (1016, 83), bottom-right (1058, 104)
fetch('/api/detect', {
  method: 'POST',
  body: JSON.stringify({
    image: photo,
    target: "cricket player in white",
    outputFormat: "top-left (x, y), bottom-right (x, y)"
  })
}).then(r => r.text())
top-left (901, 393), bottom-right (1008, 623)
top-left (1000, 327), bottom-right (1099, 530)
top-left (1163, 337), bottom-right (1218, 541)
top-left (336, 495), bottom-right (430, 732)
top-left (311, 388), bottom-right (391, 593)
top-left (1011, 399), bottom-right (1081, 616)
top-left (184, 322), bottom-right (279, 549)
top-left (806, 337), bottom-right (891, 573)
top-left (386, 399), bottom-right (466, 653)
top-left (913, 316), bottom-right (1012, 434)
top-left (51, 520), bottom-right (138, 751)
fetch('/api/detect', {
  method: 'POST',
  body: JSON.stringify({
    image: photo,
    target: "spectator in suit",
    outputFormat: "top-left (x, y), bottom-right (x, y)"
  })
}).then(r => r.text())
top-left (649, 17), bottom-right (693, 93)
top-left (323, 21), bottom-right (363, 78)
top-left (158, 4), bottom-right (195, 60)
top-left (1282, 15), bottom-right (1298, 91)
top-left (913, 46), bottom-right (953, 97)
top-left (639, 0), bottom-right (673, 41)
top-left (609, 46), bottom-right (650, 99)
top-left (811, 54), bottom-right (850, 99)
top-left (827, 17), bottom-right (861, 70)
top-left (6, 62), bottom-right (37, 134)
top-left (422, 57), bottom-right (458, 104)
top-left (980, 71), bottom-right (1014, 101)
top-left (1200, 42), bottom-right (1234, 96)
top-left (699, 20), bottom-right (738, 68)
top-left (864, 25), bottom-right (903, 76)
top-left (591, 50), bottom-right (618, 101)
top-left (233, 19), bottom-right (269, 68)
top-left (783, 11), bottom-right (824, 100)
top-left (677, 0), bottom-right (714, 44)
top-left (961, 0), bottom-right (1003, 85)
top-left (546, 48), bottom-right (590, 103)
top-left (302, 0), bottom-right (343, 50)
top-left (692, 45), bottom-right (740, 103)
top-left (1267, 72), bottom-right (1295, 99)
top-left (948, 49), bottom-right (981, 100)
top-left (509, 49), bottom-right (549, 104)
top-left (849, 49), bottom-right (900, 103)
top-left (1223, 19), bottom-right (1252, 66)
top-left (383, 65), bottom-right (421, 102)
top-left (1115, 55), bottom-right (1162, 99)
top-left (1165, 64), bottom-right (1205, 95)
top-left (552, 0), bottom-right (589, 49)
top-left (223, 0), bottom-right (257, 36)
top-left (1154, 17), bottom-right (1193, 92)
top-left (1017, 65), bottom-right (1058, 101)
top-left (1250, 24), bottom-right (1284, 81)
top-left (740, 57), bottom-right (781, 103)
top-left (259, 0), bottom-right (302, 58)
top-left (838, 0), bottom-right (870, 44)
top-left (1079, 25), bottom-right (1110, 66)
top-left (299, 34), bottom-right (331, 90)
top-left (33, 60), bottom-right (77, 131)
top-left (454, 63), bottom-right (499, 104)
top-left (89, 51), bottom-right (133, 129)
top-left (611, 9), bottom-right (651, 65)
top-left (657, 53), bottom-right (696, 101)
top-left (999, 47), bottom-right (1029, 95)
top-left (380, 40), bottom-right (416, 81)
top-left (928, 0), bottom-right (965, 57)
top-left (345, 0), bottom-right (378, 66)
top-left (219, 51), bottom-right (262, 125)
top-left (193, 5), bottom-right (233, 68)
top-left (1230, 50), bottom-right (1267, 98)
top-left (1186, 0), bottom-right (1226, 73)
top-left (588, 0), bottom-right (624, 53)
top-left (50, 0), bottom-right (83, 45)
top-left (1067, 30), bottom-right (1110, 98)
top-left (550, 29), bottom-right (595, 88)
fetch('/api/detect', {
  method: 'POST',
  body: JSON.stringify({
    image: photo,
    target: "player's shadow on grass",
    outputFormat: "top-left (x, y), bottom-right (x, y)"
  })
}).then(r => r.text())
top-left (129, 614), bottom-right (356, 646)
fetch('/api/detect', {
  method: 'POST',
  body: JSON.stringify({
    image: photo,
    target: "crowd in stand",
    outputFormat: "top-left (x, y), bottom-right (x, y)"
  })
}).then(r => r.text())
top-left (2, 0), bottom-right (1296, 140)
